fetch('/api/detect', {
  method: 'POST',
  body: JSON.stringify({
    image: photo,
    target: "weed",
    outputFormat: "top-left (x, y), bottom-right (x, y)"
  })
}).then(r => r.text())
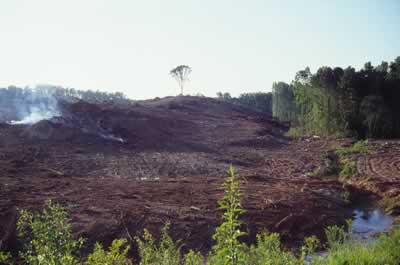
top-left (336, 140), bottom-right (369, 159)
top-left (325, 225), bottom-right (347, 250)
top-left (300, 235), bottom-right (320, 263)
top-left (312, 229), bottom-right (400, 265)
top-left (246, 233), bottom-right (299, 265)
top-left (0, 251), bottom-right (13, 265)
top-left (135, 224), bottom-right (182, 265)
top-left (86, 239), bottom-right (132, 265)
top-left (339, 159), bottom-right (356, 178)
top-left (184, 250), bottom-right (204, 265)
top-left (208, 165), bottom-right (247, 265)
top-left (335, 140), bottom-right (371, 179)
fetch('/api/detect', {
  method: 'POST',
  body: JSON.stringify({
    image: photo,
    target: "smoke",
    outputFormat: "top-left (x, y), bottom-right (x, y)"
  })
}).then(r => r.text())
top-left (4, 85), bottom-right (126, 143)
top-left (9, 86), bottom-right (60, 125)
top-left (99, 133), bottom-right (126, 143)
top-left (10, 104), bottom-right (60, 125)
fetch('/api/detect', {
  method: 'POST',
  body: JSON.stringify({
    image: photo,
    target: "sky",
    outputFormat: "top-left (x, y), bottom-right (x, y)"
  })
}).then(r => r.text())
top-left (0, 0), bottom-right (399, 100)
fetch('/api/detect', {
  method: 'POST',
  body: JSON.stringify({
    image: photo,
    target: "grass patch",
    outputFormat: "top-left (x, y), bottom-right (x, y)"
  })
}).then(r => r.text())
top-left (336, 140), bottom-right (370, 159)
top-left (339, 160), bottom-right (356, 178)
top-left (309, 141), bottom-right (370, 180)
top-left (312, 228), bottom-right (400, 265)
top-left (335, 140), bottom-right (371, 179)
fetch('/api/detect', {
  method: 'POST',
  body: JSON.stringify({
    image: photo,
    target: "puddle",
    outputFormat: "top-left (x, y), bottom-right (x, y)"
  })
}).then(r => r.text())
top-left (352, 207), bottom-right (393, 239)
top-left (305, 196), bottom-right (394, 263)
top-left (350, 199), bottom-right (393, 240)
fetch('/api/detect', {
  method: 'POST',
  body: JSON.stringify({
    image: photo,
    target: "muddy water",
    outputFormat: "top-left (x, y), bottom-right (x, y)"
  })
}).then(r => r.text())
top-left (351, 200), bottom-right (393, 240)
top-left (305, 198), bottom-right (394, 263)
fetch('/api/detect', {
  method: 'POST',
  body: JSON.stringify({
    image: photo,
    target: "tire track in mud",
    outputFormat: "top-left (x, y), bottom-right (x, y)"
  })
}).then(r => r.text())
top-left (349, 142), bottom-right (400, 219)
top-left (357, 144), bottom-right (400, 182)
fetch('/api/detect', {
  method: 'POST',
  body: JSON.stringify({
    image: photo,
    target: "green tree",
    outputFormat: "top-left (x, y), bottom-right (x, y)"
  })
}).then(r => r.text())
top-left (272, 82), bottom-right (297, 122)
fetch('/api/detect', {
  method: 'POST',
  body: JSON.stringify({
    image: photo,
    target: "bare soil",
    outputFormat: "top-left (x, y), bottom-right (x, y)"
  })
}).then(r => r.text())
top-left (0, 96), bottom-right (399, 256)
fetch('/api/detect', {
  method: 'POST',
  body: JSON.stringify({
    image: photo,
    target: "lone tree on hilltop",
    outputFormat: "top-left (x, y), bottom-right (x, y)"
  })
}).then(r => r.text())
top-left (170, 65), bottom-right (192, 95)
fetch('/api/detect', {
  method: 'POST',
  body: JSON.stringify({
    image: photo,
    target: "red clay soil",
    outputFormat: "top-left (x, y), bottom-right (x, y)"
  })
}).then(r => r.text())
top-left (0, 96), bottom-right (399, 257)
top-left (342, 140), bottom-right (400, 216)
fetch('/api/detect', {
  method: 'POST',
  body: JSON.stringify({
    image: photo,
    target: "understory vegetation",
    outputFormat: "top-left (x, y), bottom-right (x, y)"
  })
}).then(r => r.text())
top-left (272, 56), bottom-right (400, 138)
top-left (1, 166), bottom-right (399, 265)
top-left (336, 140), bottom-right (370, 179)
top-left (310, 140), bottom-right (371, 182)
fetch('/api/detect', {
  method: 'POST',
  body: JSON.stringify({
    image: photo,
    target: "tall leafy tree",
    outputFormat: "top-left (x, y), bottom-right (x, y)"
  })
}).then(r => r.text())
top-left (272, 56), bottom-right (400, 138)
top-left (272, 82), bottom-right (297, 122)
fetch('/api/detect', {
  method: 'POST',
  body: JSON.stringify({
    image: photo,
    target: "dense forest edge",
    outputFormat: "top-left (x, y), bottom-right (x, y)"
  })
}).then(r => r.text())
top-left (272, 56), bottom-right (400, 139)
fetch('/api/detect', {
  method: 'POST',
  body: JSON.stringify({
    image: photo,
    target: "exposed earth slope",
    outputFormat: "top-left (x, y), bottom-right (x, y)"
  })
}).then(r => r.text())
top-left (0, 96), bottom-right (399, 255)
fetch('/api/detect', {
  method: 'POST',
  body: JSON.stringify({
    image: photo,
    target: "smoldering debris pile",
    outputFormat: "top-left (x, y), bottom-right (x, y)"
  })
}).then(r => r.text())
top-left (17, 102), bottom-right (128, 144)
top-left (2, 88), bottom-right (60, 125)
top-left (0, 86), bottom-right (127, 143)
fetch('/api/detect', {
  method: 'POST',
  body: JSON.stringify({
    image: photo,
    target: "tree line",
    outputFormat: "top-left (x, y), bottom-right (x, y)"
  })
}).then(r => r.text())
top-left (0, 85), bottom-right (130, 105)
top-left (217, 92), bottom-right (272, 114)
top-left (272, 56), bottom-right (400, 138)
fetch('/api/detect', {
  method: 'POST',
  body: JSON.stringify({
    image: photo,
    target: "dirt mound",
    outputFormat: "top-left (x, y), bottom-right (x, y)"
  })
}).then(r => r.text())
top-left (0, 122), bottom-right (10, 128)
top-left (22, 120), bottom-right (62, 140)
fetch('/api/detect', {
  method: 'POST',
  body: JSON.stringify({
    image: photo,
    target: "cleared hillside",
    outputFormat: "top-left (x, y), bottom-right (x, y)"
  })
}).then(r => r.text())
top-left (0, 96), bottom-right (398, 255)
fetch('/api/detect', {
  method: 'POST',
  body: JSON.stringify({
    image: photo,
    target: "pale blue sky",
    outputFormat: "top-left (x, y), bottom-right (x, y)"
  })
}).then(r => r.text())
top-left (0, 0), bottom-right (399, 99)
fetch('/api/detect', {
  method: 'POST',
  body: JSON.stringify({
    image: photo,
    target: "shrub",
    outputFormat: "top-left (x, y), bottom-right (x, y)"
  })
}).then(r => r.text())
top-left (16, 200), bottom-right (84, 265)
top-left (246, 233), bottom-right (299, 265)
top-left (86, 239), bottom-right (132, 265)
top-left (325, 225), bottom-right (347, 250)
top-left (135, 223), bottom-right (182, 265)
top-left (184, 250), bottom-right (204, 265)
top-left (301, 235), bottom-right (320, 261)
top-left (0, 251), bottom-right (13, 265)
top-left (312, 229), bottom-right (400, 265)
